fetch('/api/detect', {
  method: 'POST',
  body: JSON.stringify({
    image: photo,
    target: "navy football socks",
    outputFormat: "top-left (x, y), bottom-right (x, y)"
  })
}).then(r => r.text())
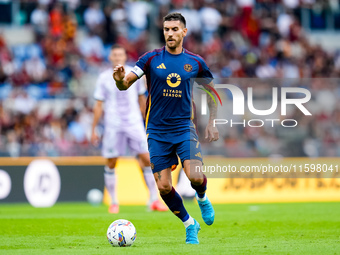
top-left (191, 174), bottom-right (207, 198)
top-left (161, 187), bottom-right (189, 222)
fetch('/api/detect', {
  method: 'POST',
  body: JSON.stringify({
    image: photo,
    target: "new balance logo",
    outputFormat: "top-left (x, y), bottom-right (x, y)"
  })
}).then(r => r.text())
top-left (157, 63), bottom-right (166, 69)
top-left (195, 152), bottom-right (202, 158)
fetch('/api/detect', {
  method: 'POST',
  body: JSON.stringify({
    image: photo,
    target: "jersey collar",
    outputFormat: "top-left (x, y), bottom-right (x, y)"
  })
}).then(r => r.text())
top-left (164, 46), bottom-right (185, 56)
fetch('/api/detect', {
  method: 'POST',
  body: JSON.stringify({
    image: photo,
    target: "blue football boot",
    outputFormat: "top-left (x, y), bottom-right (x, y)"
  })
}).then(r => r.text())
top-left (196, 193), bottom-right (215, 225)
top-left (185, 219), bottom-right (201, 244)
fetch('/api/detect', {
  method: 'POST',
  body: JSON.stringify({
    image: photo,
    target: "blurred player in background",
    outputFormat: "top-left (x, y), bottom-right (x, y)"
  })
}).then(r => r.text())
top-left (113, 13), bottom-right (218, 244)
top-left (91, 45), bottom-right (167, 214)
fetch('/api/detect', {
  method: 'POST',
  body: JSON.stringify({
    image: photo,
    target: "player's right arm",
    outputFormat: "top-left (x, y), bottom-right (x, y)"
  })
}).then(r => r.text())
top-left (113, 64), bottom-right (139, 91)
top-left (196, 56), bottom-right (219, 142)
top-left (114, 51), bottom-right (153, 90)
top-left (91, 100), bottom-right (103, 146)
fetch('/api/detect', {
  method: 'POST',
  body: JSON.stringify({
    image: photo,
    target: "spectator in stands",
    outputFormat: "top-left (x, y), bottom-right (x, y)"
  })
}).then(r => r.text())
top-left (62, 0), bottom-right (80, 12)
top-left (236, 0), bottom-right (255, 8)
top-left (49, 3), bottom-right (64, 38)
top-left (199, 1), bottom-right (222, 44)
top-left (103, 4), bottom-right (116, 44)
top-left (6, 130), bottom-right (20, 157)
top-left (171, 1), bottom-right (201, 38)
top-left (54, 118), bottom-right (74, 156)
top-left (63, 13), bottom-right (77, 43)
top-left (23, 56), bottom-right (47, 83)
top-left (233, 5), bottom-right (260, 46)
top-left (79, 30), bottom-right (105, 64)
top-left (283, 0), bottom-right (300, 9)
top-left (126, 0), bottom-right (151, 41)
top-left (0, 34), bottom-right (14, 83)
top-left (255, 54), bottom-right (277, 78)
top-left (68, 113), bottom-right (87, 144)
top-left (13, 90), bottom-right (37, 115)
top-left (83, 1), bottom-right (105, 34)
top-left (277, 10), bottom-right (294, 39)
top-left (110, 0), bottom-right (127, 38)
top-left (30, 4), bottom-right (49, 42)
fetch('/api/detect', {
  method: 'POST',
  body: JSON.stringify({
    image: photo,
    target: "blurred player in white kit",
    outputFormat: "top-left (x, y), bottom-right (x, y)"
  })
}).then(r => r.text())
top-left (91, 45), bottom-right (167, 213)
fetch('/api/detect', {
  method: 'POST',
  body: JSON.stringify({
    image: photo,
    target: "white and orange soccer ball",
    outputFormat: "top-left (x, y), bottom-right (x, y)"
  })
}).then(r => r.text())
top-left (107, 219), bottom-right (136, 247)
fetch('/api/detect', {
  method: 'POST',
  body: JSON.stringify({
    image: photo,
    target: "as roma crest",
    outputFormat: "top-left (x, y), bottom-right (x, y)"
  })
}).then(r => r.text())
top-left (184, 64), bottom-right (193, 72)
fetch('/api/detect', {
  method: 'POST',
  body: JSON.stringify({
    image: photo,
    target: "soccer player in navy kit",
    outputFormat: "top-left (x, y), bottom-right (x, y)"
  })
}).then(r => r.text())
top-left (113, 13), bottom-right (219, 244)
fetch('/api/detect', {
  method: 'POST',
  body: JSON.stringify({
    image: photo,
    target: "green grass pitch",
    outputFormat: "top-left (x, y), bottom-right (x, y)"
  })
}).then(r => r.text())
top-left (1, 201), bottom-right (340, 254)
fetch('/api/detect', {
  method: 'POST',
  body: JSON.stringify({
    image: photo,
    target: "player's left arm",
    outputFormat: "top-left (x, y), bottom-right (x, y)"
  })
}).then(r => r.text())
top-left (198, 57), bottom-right (219, 142)
top-left (204, 81), bottom-right (219, 142)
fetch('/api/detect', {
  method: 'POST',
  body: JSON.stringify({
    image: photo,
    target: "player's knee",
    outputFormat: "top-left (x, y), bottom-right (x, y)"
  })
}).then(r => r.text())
top-left (107, 158), bottom-right (117, 169)
top-left (190, 177), bottom-right (203, 186)
top-left (157, 183), bottom-right (172, 195)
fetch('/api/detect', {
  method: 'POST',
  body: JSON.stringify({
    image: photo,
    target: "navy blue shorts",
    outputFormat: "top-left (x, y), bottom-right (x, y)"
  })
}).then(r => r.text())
top-left (147, 128), bottom-right (203, 173)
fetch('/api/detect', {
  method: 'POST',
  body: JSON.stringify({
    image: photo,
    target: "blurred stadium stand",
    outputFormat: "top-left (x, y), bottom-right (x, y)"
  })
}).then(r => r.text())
top-left (0, 0), bottom-right (339, 157)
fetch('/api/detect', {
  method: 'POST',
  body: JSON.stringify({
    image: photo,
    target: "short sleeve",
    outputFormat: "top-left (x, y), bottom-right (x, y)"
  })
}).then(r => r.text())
top-left (93, 74), bottom-right (106, 101)
top-left (132, 52), bottom-right (150, 78)
top-left (196, 58), bottom-right (213, 85)
top-left (198, 58), bottom-right (213, 80)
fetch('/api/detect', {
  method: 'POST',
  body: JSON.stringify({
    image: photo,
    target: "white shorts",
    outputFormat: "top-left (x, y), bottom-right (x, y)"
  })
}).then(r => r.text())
top-left (102, 124), bottom-right (148, 159)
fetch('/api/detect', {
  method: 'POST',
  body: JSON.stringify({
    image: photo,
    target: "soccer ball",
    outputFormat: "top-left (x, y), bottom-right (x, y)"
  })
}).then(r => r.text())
top-left (107, 219), bottom-right (136, 247)
top-left (86, 189), bottom-right (103, 206)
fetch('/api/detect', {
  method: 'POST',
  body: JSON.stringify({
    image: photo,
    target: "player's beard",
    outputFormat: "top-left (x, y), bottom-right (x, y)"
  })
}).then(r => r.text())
top-left (166, 38), bottom-right (180, 50)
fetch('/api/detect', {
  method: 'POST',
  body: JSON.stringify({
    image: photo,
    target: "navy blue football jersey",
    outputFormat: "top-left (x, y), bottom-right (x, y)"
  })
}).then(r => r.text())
top-left (131, 47), bottom-right (213, 142)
